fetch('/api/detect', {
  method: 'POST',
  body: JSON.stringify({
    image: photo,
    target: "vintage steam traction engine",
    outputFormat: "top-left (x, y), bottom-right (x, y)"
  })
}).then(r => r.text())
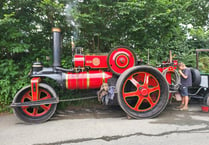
top-left (11, 28), bottom-right (176, 123)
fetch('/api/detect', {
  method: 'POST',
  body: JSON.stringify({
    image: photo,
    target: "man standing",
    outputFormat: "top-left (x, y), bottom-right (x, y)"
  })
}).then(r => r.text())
top-left (177, 62), bottom-right (192, 110)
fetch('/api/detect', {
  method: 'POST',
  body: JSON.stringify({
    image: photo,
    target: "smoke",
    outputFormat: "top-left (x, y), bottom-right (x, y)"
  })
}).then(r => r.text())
top-left (65, 0), bottom-right (83, 41)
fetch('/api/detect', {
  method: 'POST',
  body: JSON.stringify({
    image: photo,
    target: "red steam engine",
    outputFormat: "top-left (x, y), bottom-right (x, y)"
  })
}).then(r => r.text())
top-left (11, 28), bottom-right (178, 123)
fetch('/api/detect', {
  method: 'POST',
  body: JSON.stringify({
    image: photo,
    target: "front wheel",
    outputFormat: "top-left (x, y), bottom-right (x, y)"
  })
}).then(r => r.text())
top-left (116, 66), bottom-right (169, 118)
top-left (13, 83), bottom-right (57, 123)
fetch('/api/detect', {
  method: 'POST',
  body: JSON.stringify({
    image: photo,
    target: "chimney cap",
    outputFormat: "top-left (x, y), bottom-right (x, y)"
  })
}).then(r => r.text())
top-left (52, 28), bottom-right (61, 32)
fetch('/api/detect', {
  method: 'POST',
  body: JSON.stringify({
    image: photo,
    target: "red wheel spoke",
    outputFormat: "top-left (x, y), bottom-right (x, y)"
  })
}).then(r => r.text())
top-left (143, 73), bottom-right (150, 87)
top-left (134, 97), bottom-right (144, 110)
top-left (24, 93), bottom-right (32, 100)
top-left (40, 105), bottom-right (50, 111)
top-left (123, 91), bottom-right (139, 98)
top-left (148, 85), bottom-right (160, 93)
top-left (38, 91), bottom-right (41, 100)
top-left (22, 107), bottom-right (30, 114)
top-left (147, 96), bottom-right (155, 107)
top-left (39, 94), bottom-right (51, 100)
top-left (129, 77), bottom-right (140, 88)
top-left (32, 108), bottom-right (38, 116)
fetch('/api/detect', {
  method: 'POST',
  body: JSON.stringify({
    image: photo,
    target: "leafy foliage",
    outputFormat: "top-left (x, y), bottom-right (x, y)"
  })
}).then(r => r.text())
top-left (199, 56), bottom-right (209, 73)
top-left (73, 0), bottom-right (209, 64)
top-left (0, 0), bottom-right (71, 111)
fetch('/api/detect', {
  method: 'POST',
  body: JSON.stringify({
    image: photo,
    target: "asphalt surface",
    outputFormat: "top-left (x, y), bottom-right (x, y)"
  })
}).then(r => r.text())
top-left (0, 102), bottom-right (209, 145)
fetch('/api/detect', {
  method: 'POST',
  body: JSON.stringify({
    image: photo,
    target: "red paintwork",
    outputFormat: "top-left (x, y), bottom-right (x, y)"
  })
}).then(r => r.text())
top-left (173, 60), bottom-right (178, 66)
top-left (122, 72), bottom-right (161, 112)
top-left (158, 67), bottom-right (173, 84)
top-left (31, 77), bottom-right (41, 101)
top-left (116, 54), bottom-right (129, 68)
top-left (74, 54), bottom-right (85, 67)
top-left (85, 55), bottom-right (108, 68)
top-left (66, 70), bottom-right (112, 89)
top-left (157, 63), bottom-right (178, 100)
top-left (74, 54), bottom-right (108, 69)
top-left (108, 47), bottom-right (135, 74)
top-left (157, 63), bottom-right (178, 85)
top-left (21, 89), bottom-right (52, 117)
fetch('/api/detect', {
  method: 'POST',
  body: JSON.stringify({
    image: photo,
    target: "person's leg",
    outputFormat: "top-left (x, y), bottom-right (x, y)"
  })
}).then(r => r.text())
top-left (181, 96), bottom-right (189, 110)
top-left (177, 86), bottom-right (186, 109)
top-left (180, 87), bottom-right (189, 110)
top-left (182, 96), bottom-right (185, 105)
top-left (185, 96), bottom-right (189, 108)
top-left (176, 96), bottom-right (185, 109)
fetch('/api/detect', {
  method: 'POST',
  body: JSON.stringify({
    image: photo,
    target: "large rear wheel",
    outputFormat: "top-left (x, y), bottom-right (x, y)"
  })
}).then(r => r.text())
top-left (116, 66), bottom-right (169, 118)
top-left (13, 83), bottom-right (57, 123)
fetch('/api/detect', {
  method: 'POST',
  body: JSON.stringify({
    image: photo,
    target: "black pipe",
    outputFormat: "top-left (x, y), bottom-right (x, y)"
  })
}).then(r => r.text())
top-left (52, 28), bottom-right (61, 67)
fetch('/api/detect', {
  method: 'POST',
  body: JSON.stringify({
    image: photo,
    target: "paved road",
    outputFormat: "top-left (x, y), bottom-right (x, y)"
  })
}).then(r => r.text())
top-left (0, 102), bottom-right (209, 145)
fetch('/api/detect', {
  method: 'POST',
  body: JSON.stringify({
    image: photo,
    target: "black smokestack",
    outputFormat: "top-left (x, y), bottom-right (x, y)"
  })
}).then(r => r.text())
top-left (52, 28), bottom-right (61, 67)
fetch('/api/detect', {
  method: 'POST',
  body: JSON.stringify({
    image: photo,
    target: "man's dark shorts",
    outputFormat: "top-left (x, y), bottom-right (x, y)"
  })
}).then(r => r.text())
top-left (179, 86), bottom-right (189, 96)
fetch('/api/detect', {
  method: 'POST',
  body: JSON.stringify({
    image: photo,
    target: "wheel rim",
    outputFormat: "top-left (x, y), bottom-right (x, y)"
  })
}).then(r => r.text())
top-left (122, 72), bottom-right (161, 112)
top-left (162, 69), bottom-right (180, 91)
top-left (21, 89), bottom-right (52, 117)
top-left (108, 47), bottom-right (136, 75)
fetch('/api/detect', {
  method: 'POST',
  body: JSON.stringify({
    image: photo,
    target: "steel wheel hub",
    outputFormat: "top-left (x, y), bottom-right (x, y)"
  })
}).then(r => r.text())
top-left (139, 87), bottom-right (148, 96)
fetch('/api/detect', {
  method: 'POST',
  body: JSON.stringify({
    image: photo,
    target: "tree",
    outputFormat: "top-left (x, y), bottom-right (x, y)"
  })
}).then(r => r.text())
top-left (0, 0), bottom-right (71, 111)
top-left (71, 0), bottom-right (208, 63)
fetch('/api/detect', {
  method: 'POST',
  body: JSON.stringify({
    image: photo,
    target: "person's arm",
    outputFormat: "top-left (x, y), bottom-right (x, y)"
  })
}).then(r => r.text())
top-left (179, 69), bottom-right (188, 79)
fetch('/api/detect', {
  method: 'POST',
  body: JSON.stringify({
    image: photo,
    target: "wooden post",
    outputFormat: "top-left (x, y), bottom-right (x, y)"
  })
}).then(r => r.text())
top-left (169, 50), bottom-right (172, 63)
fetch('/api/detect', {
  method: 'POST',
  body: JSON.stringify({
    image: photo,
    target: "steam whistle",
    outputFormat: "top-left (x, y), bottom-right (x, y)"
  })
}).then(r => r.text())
top-left (71, 36), bottom-right (75, 55)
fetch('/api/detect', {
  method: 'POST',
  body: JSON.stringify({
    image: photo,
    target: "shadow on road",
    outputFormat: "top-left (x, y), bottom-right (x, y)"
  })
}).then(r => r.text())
top-left (50, 101), bottom-right (209, 127)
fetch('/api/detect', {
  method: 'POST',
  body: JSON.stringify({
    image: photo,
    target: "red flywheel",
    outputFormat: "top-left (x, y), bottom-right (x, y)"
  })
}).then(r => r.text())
top-left (107, 46), bottom-right (136, 75)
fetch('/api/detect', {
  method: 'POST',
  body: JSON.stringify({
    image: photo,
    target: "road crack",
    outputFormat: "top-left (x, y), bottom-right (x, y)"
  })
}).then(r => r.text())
top-left (35, 125), bottom-right (209, 145)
